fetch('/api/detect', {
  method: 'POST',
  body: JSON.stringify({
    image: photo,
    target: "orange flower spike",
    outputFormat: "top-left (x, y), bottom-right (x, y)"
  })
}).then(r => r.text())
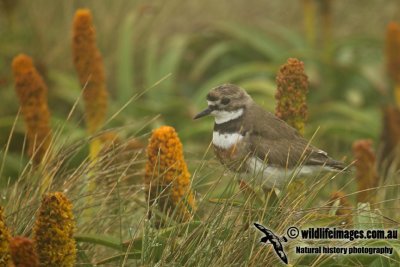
top-left (352, 140), bottom-right (379, 203)
top-left (0, 207), bottom-right (11, 265)
top-left (386, 22), bottom-right (400, 84)
top-left (145, 126), bottom-right (196, 222)
top-left (72, 9), bottom-right (108, 134)
top-left (275, 58), bottom-right (309, 135)
top-left (9, 237), bottom-right (39, 267)
top-left (379, 106), bottom-right (400, 172)
top-left (33, 192), bottom-right (76, 266)
top-left (12, 54), bottom-right (52, 165)
top-left (386, 22), bottom-right (400, 106)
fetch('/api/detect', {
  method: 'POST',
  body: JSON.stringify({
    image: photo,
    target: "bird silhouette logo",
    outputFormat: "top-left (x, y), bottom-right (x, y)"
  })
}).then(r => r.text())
top-left (254, 223), bottom-right (288, 264)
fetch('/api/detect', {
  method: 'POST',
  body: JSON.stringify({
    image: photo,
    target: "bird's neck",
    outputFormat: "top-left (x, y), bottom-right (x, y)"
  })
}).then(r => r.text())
top-left (212, 108), bottom-right (246, 150)
top-left (213, 108), bottom-right (246, 135)
top-left (213, 108), bottom-right (244, 124)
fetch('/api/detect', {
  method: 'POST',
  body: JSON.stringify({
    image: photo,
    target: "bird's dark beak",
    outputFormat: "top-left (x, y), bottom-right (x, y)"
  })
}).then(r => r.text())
top-left (193, 107), bottom-right (212, 120)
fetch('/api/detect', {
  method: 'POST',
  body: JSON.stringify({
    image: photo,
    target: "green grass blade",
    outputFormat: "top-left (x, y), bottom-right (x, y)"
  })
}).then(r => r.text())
top-left (95, 252), bottom-right (141, 265)
top-left (76, 243), bottom-right (94, 267)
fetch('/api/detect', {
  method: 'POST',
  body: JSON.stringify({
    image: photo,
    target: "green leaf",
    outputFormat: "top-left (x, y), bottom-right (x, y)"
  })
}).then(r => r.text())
top-left (48, 70), bottom-right (82, 107)
top-left (158, 35), bottom-right (188, 91)
top-left (354, 203), bottom-right (383, 229)
top-left (144, 35), bottom-right (160, 89)
top-left (263, 20), bottom-right (308, 51)
top-left (313, 103), bottom-right (380, 126)
top-left (75, 234), bottom-right (123, 251)
top-left (368, 257), bottom-right (391, 267)
top-left (333, 36), bottom-right (381, 58)
top-left (116, 11), bottom-right (137, 107)
top-left (189, 41), bottom-right (236, 81)
top-left (216, 22), bottom-right (287, 61)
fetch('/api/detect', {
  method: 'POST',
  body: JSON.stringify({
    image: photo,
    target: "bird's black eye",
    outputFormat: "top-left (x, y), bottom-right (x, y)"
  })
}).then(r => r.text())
top-left (221, 98), bottom-right (230, 105)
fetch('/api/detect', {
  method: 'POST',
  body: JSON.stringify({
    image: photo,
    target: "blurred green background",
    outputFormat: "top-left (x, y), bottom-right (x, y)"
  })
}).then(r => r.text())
top-left (2, 1), bottom-right (400, 265)
top-left (1, 0), bottom-right (400, 178)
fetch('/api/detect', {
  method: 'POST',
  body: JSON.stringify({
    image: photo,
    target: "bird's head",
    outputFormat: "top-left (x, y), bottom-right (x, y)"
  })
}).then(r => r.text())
top-left (194, 84), bottom-right (252, 123)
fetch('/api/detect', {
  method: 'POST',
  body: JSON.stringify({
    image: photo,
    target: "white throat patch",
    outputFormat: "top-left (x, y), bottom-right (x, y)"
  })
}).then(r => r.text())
top-left (212, 108), bottom-right (244, 124)
top-left (212, 132), bottom-right (243, 149)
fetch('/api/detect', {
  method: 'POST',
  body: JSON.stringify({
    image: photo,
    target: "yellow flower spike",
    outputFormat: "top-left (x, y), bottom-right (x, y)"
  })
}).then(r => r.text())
top-left (385, 22), bottom-right (400, 106)
top-left (10, 237), bottom-right (39, 267)
top-left (145, 126), bottom-right (196, 224)
top-left (33, 192), bottom-right (76, 267)
top-left (318, 0), bottom-right (333, 58)
top-left (72, 9), bottom-right (108, 136)
top-left (12, 54), bottom-right (52, 165)
top-left (301, 0), bottom-right (317, 46)
top-left (72, 8), bottom-right (109, 214)
top-left (275, 58), bottom-right (309, 135)
top-left (0, 207), bottom-right (12, 266)
top-left (352, 140), bottom-right (379, 203)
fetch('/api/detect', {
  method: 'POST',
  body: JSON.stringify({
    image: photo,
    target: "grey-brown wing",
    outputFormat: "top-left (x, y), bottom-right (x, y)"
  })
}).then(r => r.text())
top-left (249, 134), bottom-right (311, 168)
top-left (244, 104), bottom-right (310, 167)
top-left (244, 104), bottom-right (345, 170)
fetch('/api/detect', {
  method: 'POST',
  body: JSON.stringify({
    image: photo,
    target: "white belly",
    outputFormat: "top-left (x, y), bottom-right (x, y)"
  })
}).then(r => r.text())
top-left (245, 157), bottom-right (322, 189)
